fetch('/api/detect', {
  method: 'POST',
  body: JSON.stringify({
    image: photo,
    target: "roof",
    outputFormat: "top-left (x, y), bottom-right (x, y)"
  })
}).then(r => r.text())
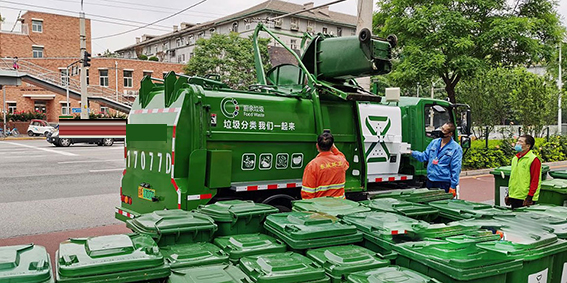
top-left (115, 0), bottom-right (356, 52)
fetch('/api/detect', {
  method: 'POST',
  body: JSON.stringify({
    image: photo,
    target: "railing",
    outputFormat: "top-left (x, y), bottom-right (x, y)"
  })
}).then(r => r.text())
top-left (0, 58), bottom-right (133, 107)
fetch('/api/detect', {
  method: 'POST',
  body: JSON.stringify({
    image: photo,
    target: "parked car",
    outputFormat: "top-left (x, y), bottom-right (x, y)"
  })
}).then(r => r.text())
top-left (46, 130), bottom-right (114, 147)
top-left (27, 119), bottom-right (56, 136)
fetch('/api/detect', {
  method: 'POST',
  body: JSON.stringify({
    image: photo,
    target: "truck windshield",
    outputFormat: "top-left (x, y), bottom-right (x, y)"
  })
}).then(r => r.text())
top-left (424, 104), bottom-right (452, 138)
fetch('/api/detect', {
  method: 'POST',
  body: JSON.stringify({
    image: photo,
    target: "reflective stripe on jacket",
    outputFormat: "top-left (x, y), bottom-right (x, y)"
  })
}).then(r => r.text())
top-left (301, 147), bottom-right (349, 199)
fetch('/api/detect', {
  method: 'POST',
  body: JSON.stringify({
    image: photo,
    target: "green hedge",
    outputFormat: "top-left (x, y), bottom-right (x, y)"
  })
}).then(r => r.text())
top-left (463, 136), bottom-right (567, 169)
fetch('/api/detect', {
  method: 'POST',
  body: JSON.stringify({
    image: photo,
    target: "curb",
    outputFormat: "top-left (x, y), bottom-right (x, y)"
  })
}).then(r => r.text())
top-left (0, 137), bottom-right (46, 141)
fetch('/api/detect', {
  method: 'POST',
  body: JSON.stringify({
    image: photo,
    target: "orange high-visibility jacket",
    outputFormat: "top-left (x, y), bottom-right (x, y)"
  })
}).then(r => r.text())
top-left (301, 147), bottom-right (350, 199)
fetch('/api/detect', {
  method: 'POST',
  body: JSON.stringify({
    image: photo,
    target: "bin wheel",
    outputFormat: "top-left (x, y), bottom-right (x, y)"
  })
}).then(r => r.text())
top-left (358, 28), bottom-right (371, 43)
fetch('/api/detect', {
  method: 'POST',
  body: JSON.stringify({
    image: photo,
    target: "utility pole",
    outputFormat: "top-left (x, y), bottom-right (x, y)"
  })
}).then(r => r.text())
top-left (115, 61), bottom-right (118, 102)
top-left (559, 42), bottom-right (563, 134)
top-left (355, 0), bottom-right (373, 90)
top-left (2, 86), bottom-right (6, 137)
top-left (79, 3), bottom-right (88, 119)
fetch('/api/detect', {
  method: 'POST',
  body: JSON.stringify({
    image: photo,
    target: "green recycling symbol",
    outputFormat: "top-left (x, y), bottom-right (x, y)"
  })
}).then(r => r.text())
top-left (364, 116), bottom-right (391, 163)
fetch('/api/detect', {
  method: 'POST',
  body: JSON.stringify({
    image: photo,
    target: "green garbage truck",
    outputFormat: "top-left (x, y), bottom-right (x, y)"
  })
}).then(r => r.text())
top-left (116, 23), bottom-right (471, 221)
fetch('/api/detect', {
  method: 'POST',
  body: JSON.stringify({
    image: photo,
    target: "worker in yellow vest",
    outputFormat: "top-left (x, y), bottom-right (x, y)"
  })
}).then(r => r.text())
top-left (505, 135), bottom-right (541, 209)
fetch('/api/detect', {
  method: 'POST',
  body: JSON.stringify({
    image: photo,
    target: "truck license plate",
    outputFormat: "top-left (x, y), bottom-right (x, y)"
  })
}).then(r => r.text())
top-left (138, 187), bottom-right (155, 201)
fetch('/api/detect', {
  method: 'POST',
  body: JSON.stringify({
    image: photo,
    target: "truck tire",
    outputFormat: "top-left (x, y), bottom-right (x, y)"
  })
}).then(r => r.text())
top-left (59, 138), bottom-right (71, 147)
top-left (102, 138), bottom-right (114, 146)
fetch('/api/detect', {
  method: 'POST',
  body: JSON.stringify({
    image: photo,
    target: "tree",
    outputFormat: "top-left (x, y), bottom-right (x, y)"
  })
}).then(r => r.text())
top-left (184, 32), bottom-right (271, 90)
top-left (373, 0), bottom-right (564, 103)
top-left (100, 49), bottom-right (118, 58)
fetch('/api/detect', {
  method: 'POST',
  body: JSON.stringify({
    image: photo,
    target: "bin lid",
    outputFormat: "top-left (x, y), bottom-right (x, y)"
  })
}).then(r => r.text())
top-left (491, 165), bottom-right (550, 177)
top-left (347, 266), bottom-right (442, 283)
top-left (292, 197), bottom-right (371, 217)
top-left (0, 244), bottom-right (52, 283)
top-left (540, 178), bottom-right (567, 193)
top-left (264, 212), bottom-right (358, 240)
top-left (476, 229), bottom-right (567, 259)
top-left (396, 240), bottom-right (522, 280)
top-left (306, 245), bottom-right (388, 278)
top-left (198, 200), bottom-right (279, 222)
top-left (442, 230), bottom-right (503, 244)
top-left (127, 210), bottom-right (217, 238)
top-left (549, 170), bottom-right (567, 179)
top-left (213, 233), bottom-right (287, 260)
top-left (159, 242), bottom-right (228, 268)
top-left (362, 198), bottom-right (439, 217)
top-left (167, 264), bottom-right (252, 283)
top-left (494, 212), bottom-right (567, 239)
top-left (428, 199), bottom-right (514, 219)
top-left (239, 252), bottom-right (328, 283)
top-left (342, 211), bottom-right (425, 237)
top-left (514, 204), bottom-right (567, 220)
top-left (411, 223), bottom-right (481, 239)
top-left (57, 234), bottom-right (165, 278)
top-left (371, 189), bottom-right (444, 200)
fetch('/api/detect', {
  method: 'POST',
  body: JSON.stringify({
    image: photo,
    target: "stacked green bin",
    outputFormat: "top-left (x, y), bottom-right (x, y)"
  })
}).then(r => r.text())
top-left (549, 170), bottom-right (567, 179)
top-left (159, 242), bottom-right (229, 268)
top-left (239, 252), bottom-right (330, 282)
top-left (442, 230), bottom-right (503, 244)
top-left (55, 234), bottom-right (170, 283)
top-left (168, 264), bottom-right (253, 283)
top-left (495, 212), bottom-right (567, 239)
top-left (411, 223), bottom-right (481, 240)
top-left (538, 178), bottom-right (567, 206)
top-left (0, 244), bottom-right (53, 283)
top-left (394, 240), bottom-right (523, 283)
top-left (341, 212), bottom-right (426, 255)
top-left (347, 266), bottom-right (442, 283)
top-left (306, 245), bottom-right (389, 283)
top-left (490, 165), bottom-right (550, 206)
top-left (515, 204), bottom-right (567, 220)
top-left (361, 198), bottom-right (440, 222)
top-left (477, 229), bottom-right (567, 283)
top-left (263, 212), bottom-right (363, 250)
top-left (213, 233), bottom-right (287, 263)
top-left (370, 188), bottom-right (454, 204)
top-left (428, 199), bottom-right (514, 221)
top-left (292, 197), bottom-right (371, 217)
top-left (126, 210), bottom-right (217, 246)
top-left (198, 200), bottom-right (279, 236)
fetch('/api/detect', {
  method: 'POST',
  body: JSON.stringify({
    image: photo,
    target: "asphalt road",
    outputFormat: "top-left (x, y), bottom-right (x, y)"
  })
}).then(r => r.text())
top-left (0, 139), bottom-right (125, 238)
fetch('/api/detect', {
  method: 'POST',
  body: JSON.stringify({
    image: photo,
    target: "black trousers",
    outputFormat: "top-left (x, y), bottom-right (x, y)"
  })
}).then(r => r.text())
top-left (508, 197), bottom-right (536, 209)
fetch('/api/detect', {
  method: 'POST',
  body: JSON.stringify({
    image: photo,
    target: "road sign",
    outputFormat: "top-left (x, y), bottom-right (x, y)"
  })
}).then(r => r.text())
top-left (72, 108), bottom-right (81, 113)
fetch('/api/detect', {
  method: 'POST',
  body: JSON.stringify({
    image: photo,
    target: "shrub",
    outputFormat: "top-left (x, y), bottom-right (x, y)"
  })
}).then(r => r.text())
top-left (148, 56), bottom-right (159, 61)
top-left (137, 54), bottom-right (148, 60)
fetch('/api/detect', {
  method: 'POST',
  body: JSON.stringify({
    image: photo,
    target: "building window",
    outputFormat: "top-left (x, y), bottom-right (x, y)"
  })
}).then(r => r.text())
top-left (100, 106), bottom-right (109, 114)
top-left (143, 71), bottom-right (153, 78)
top-left (337, 27), bottom-right (342, 37)
top-left (32, 20), bottom-right (43, 33)
top-left (60, 69), bottom-right (69, 86)
top-left (290, 18), bottom-right (299, 31)
top-left (197, 32), bottom-right (204, 39)
top-left (7, 103), bottom-right (16, 114)
top-left (290, 39), bottom-right (298, 50)
top-left (99, 69), bottom-right (109, 87)
top-left (245, 22), bottom-right (251, 30)
top-left (189, 52), bottom-right (194, 59)
top-left (34, 101), bottom-right (47, 113)
top-left (123, 70), bottom-right (133, 88)
top-left (176, 38), bottom-right (182, 47)
top-left (274, 18), bottom-right (282, 28)
top-left (61, 104), bottom-right (69, 115)
top-left (232, 22), bottom-right (239, 32)
top-left (209, 28), bottom-right (216, 34)
top-left (32, 46), bottom-right (44, 58)
top-left (322, 27), bottom-right (328, 34)
top-left (188, 35), bottom-right (195, 45)
top-left (307, 20), bottom-right (314, 33)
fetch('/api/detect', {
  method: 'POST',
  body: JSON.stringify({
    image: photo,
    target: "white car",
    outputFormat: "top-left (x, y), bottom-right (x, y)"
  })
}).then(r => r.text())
top-left (27, 119), bottom-right (56, 136)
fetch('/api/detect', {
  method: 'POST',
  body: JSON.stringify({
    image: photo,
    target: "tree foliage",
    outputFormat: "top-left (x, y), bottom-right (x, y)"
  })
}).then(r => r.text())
top-left (373, 0), bottom-right (564, 103)
top-left (184, 32), bottom-right (271, 90)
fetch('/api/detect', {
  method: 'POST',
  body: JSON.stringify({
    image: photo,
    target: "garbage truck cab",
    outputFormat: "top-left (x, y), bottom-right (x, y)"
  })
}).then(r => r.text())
top-left (116, 23), bottom-right (471, 221)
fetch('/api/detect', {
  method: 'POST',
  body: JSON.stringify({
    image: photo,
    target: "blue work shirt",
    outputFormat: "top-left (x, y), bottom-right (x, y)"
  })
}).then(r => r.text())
top-left (411, 138), bottom-right (463, 188)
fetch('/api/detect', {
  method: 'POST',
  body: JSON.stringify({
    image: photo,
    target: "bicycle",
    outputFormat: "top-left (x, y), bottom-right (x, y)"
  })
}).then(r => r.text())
top-left (1, 127), bottom-right (19, 137)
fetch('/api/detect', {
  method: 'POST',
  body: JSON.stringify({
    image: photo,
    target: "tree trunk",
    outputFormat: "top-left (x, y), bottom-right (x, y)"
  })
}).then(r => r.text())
top-left (445, 84), bottom-right (456, 104)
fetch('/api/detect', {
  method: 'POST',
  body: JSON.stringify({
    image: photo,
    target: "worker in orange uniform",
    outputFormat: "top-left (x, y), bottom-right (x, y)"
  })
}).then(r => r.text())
top-left (301, 130), bottom-right (349, 199)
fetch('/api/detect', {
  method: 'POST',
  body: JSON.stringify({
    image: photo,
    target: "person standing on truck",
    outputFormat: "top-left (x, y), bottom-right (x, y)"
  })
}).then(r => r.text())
top-left (505, 135), bottom-right (541, 209)
top-left (410, 122), bottom-right (462, 197)
top-left (301, 131), bottom-right (349, 199)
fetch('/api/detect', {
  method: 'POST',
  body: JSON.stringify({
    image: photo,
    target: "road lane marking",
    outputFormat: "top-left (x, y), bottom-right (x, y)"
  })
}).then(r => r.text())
top-left (59, 159), bottom-right (123, 164)
top-left (3, 155), bottom-right (46, 159)
top-left (89, 168), bottom-right (124, 173)
top-left (461, 174), bottom-right (492, 179)
top-left (1, 142), bottom-right (77, 156)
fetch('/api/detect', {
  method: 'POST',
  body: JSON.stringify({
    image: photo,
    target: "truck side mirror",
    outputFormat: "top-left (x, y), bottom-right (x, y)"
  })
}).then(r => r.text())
top-left (460, 136), bottom-right (471, 149)
top-left (463, 109), bottom-right (472, 135)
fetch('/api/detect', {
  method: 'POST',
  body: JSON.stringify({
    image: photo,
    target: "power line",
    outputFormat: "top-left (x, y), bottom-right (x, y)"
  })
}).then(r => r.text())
top-left (93, 0), bottom-right (209, 40)
top-left (95, 0), bottom-right (225, 17)
top-left (0, 5), bottom-right (172, 32)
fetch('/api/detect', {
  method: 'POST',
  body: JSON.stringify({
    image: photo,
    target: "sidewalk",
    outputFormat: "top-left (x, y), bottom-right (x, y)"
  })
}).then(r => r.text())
top-left (0, 136), bottom-right (46, 141)
top-left (461, 160), bottom-right (567, 177)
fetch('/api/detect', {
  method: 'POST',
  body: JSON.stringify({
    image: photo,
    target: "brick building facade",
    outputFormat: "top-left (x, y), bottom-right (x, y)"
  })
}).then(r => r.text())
top-left (0, 11), bottom-right (184, 122)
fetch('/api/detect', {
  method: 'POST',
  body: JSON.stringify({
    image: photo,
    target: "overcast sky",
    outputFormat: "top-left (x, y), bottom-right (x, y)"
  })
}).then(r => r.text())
top-left (1, 0), bottom-right (566, 55)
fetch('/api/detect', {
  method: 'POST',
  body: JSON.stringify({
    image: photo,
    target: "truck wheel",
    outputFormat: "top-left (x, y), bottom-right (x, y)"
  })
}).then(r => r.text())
top-left (261, 194), bottom-right (295, 212)
top-left (102, 138), bottom-right (114, 146)
top-left (59, 138), bottom-right (71, 147)
top-left (28, 130), bottom-right (34, 136)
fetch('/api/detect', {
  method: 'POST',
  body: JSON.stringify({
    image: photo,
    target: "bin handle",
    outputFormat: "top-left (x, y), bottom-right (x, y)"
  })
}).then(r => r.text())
top-left (501, 171), bottom-right (505, 179)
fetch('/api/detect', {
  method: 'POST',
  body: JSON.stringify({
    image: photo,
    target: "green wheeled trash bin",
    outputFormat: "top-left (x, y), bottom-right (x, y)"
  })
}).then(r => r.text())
top-left (538, 178), bottom-right (567, 206)
top-left (549, 170), bottom-right (567, 179)
top-left (197, 200), bottom-right (279, 236)
top-left (306, 245), bottom-right (389, 283)
top-left (213, 233), bottom-right (287, 263)
top-left (55, 234), bottom-right (170, 283)
top-left (292, 197), bottom-right (371, 217)
top-left (239, 252), bottom-right (330, 282)
top-left (347, 266), bottom-right (442, 283)
top-left (490, 165), bottom-right (550, 207)
top-left (159, 242), bottom-right (229, 268)
top-left (167, 264), bottom-right (253, 283)
top-left (0, 244), bottom-right (54, 283)
top-left (361, 198), bottom-right (440, 222)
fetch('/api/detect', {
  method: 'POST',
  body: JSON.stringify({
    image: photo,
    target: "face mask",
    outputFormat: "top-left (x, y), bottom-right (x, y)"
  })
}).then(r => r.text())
top-left (514, 144), bottom-right (523, 152)
top-left (431, 130), bottom-right (445, 139)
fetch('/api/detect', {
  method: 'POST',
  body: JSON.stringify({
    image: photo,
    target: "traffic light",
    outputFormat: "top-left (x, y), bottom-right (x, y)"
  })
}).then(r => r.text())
top-left (83, 51), bottom-right (91, 67)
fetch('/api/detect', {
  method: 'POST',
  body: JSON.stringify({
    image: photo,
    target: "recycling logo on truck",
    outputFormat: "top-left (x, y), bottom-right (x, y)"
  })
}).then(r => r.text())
top-left (221, 97), bottom-right (239, 118)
